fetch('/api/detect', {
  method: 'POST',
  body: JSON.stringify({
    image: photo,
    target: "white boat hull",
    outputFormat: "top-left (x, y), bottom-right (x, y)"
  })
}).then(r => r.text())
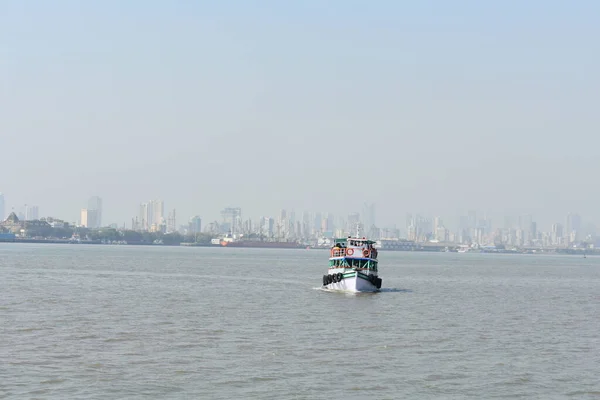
top-left (323, 272), bottom-right (380, 293)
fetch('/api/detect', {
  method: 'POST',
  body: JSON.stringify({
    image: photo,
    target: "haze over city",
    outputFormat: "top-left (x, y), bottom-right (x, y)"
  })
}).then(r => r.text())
top-left (2, 1), bottom-right (599, 230)
top-left (2, 4), bottom-right (600, 398)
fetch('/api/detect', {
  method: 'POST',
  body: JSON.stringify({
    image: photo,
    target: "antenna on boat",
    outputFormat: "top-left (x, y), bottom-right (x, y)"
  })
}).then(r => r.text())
top-left (355, 222), bottom-right (361, 239)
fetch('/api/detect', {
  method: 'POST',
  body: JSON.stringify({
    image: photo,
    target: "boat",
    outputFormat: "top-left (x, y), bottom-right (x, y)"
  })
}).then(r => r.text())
top-left (457, 245), bottom-right (470, 253)
top-left (322, 228), bottom-right (382, 292)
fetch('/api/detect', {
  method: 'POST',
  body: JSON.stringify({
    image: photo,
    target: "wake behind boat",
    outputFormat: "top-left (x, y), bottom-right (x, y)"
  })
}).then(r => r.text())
top-left (321, 230), bottom-right (382, 293)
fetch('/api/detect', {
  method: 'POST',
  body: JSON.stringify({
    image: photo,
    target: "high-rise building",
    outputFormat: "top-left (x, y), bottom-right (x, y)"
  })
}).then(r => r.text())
top-left (189, 216), bottom-right (202, 234)
top-left (221, 207), bottom-right (242, 236)
top-left (242, 219), bottom-right (253, 234)
top-left (260, 217), bottom-right (274, 237)
top-left (565, 213), bottom-right (581, 243)
top-left (302, 212), bottom-right (311, 238)
top-left (381, 226), bottom-right (400, 239)
top-left (313, 212), bottom-right (322, 235)
top-left (348, 212), bottom-right (360, 234)
top-left (530, 222), bottom-right (537, 240)
top-left (322, 213), bottom-right (334, 233)
top-left (167, 209), bottom-right (177, 233)
top-left (436, 226), bottom-right (448, 242)
top-left (0, 193), bottom-right (5, 221)
top-left (519, 214), bottom-right (532, 230)
top-left (405, 220), bottom-right (415, 240)
top-left (153, 200), bottom-right (165, 227)
top-left (139, 202), bottom-right (153, 231)
top-left (289, 210), bottom-right (296, 237)
top-left (468, 210), bottom-right (477, 230)
top-left (25, 205), bottom-right (39, 221)
top-left (552, 223), bottom-right (564, 246)
top-left (279, 209), bottom-right (288, 237)
top-left (137, 200), bottom-right (165, 231)
top-left (433, 217), bottom-right (444, 241)
top-left (88, 196), bottom-right (103, 228)
top-left (406, 213), bottom-right (414, 231)
top-left (363, 203), bottom-right (376, 233)
top-left (81, 208), bottom-right (98, 228)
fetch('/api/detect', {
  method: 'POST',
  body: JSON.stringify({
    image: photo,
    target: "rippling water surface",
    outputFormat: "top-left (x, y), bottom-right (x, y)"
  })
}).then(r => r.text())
top-left (1, 244), bottom-right (599, 399)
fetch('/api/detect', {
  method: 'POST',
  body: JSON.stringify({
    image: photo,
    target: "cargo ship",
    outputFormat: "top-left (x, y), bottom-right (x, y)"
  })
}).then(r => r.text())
top-left (219, 234), bottom-right (304, 249)
top-left (220, 240), bottom-right (304, 249)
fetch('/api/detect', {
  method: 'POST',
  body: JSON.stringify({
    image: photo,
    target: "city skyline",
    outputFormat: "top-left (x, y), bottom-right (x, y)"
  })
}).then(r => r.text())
top-left (0, 190), bottom-right (595, 248)
top-left (2, 188), bottom-right (597, 236)
top-left (0, 190), bottom-right (595, 232)
top-left (3, 2), bottom-right (599, 236)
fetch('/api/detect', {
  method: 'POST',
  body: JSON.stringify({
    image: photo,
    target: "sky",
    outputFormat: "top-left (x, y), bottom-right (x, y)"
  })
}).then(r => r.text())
top-left (1, 0), bottom-right (599, 230)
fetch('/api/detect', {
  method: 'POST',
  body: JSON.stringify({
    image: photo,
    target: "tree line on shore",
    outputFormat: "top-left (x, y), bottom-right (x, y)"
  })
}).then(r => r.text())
top-left (21, 226), bottom-right (217, 245)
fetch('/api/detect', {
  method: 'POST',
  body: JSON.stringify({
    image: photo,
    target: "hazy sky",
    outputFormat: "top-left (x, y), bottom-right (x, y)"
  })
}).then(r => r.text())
top-left (2, 0), bottom-right (599, 230)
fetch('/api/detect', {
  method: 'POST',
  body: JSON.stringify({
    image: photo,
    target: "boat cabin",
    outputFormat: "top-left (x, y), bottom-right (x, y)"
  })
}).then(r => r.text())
top-left (329, 257), bottom-right (378, 272)
top-left (331, 237), bottom-right (377, 253)
top-left (329, 236), bottom-right (378, 270)
top-left (332, 237), bottom-right (376, 249)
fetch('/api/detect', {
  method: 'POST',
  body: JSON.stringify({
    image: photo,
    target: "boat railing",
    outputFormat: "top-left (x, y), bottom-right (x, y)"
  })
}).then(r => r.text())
top-left (330, 247), bottom-right (378, 259)
top-left (331, 248), bottom-right (347, 257)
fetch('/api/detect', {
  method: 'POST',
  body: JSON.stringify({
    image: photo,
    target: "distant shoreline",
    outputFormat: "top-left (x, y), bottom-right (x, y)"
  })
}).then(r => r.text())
top-left (0, 239), bottom-right (595, 256)
top-left (0, 239), bottom-right (200, 247)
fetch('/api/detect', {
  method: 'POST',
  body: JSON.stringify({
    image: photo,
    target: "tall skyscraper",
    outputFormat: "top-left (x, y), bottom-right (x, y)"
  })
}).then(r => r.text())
top-left (167, 209), bottom-right (177, 233)
top-left (221, 207), bottom-right (242, 235)
top-left (552, 223), bottom-right (564, 246)
top-left (313, 212), bottom-right (322, 235)
top-left (530, 222), bottom-right (537, 241)
top-left (565, 213), bottom-right (581, 242)
top-left (137, 200), bottom-right (165, 231)
top-left (289, 210), bottom-right (296, 237)
top-left (468, 210), bottom-right (477, 230)
top-left (139, 203), bottom-right (148, 230)
top-left (88, 196), bottom-right (103, 228)
top-left (348, 212), bottom-right (360, 234)
top-left (189, 216), bottom-right (202, 234)
top-left (260, 217), bottom-right (275, 237)
top-left (321, 213), bottom-right (334, 233)
top-left (406, 213), bottom-right (414, 232)
top-left (433, 216), bottom-right (444, 240)
top-left (0, 193), bottom-right (5, 221)
top-left (81, 208), bottom-right (98, 228)
top-left (243, 219), bottom-right (253, 234)
top-left (302, 212), bottom-right (311, 238)
top-left (279, 209), bottom-right (288, 237)
top-left (519, 214), bottom-right (532, 244)
top-left (25, 205), bottom-right (39, 221)
top-left (363, 203), bottom-right (376, 233)
top-left (153, 200), bottom-right (165, 227)
top-left (139, 202), bottom-right (153, 231)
